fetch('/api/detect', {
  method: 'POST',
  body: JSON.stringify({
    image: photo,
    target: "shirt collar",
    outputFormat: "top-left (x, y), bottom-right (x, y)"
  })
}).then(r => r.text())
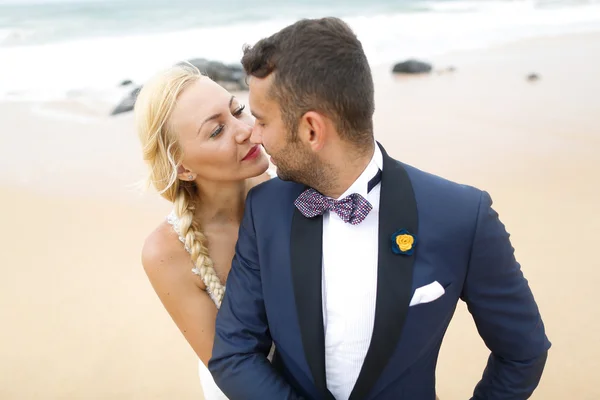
top-left (335, 143), bottom-right (383, 201)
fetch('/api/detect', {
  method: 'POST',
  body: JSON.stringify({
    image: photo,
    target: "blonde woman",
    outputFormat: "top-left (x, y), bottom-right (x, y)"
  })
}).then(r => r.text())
top-left (135, 63), bottom-right (273, 399)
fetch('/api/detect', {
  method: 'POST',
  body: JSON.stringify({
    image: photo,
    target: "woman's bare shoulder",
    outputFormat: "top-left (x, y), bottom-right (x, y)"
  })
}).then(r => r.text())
top-left (142, 221), bottom-right (182, 266)
top-left (141, 221), bottom-right (204, 288)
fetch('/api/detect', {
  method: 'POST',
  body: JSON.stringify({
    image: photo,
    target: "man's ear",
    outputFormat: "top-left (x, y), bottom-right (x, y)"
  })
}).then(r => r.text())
top-left (177, 164), bottom-right (195, 181)
top-left (298, 111), bottom-right (327, 151)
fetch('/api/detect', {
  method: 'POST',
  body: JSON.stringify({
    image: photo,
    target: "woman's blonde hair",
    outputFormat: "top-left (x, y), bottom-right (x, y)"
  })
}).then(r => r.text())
top-left (134, 63), bottom-right (225, 307)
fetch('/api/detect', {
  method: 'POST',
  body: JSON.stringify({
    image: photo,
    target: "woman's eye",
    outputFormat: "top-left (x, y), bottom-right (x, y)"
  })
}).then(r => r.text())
top-left (233, 104), bottom-right (245, 116)
top-left (209, 105), bottom-right (245, 138)
top-left (210, 125), bottom-right (224, 138)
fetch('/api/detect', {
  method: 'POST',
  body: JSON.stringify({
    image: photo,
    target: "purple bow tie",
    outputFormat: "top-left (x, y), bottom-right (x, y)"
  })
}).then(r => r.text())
top-left (294, 188), bottom-right (373, 225)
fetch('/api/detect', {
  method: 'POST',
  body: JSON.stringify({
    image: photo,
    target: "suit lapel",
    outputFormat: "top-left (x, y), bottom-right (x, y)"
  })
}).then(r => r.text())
top-left (290, 206), bottom-right (333, 399)
top-left (349, 144), bottom-right (419, 400)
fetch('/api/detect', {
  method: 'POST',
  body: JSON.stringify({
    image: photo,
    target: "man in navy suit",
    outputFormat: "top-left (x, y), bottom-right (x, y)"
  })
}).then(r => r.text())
top-left (208, 17), bottom-right (550, 400)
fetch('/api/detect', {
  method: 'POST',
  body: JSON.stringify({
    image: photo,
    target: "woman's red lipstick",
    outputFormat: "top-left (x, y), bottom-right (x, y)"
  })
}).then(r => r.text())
top-left (242, 145), bottom-right (260, 161)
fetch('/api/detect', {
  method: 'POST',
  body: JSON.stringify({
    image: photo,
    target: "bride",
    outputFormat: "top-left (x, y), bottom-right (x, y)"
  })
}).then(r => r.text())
top-left (134, 63), bottom-right (274, 399)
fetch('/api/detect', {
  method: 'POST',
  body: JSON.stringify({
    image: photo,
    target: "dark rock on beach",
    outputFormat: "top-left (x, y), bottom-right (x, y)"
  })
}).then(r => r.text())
top-left (110, 86), bottom-right (141, 116)
top-left (110, 57), bottom-right (248, 116)
top-left (181, 58), bottom-right (247, 91)
top-left (392, 59), bottom-right (433, 74)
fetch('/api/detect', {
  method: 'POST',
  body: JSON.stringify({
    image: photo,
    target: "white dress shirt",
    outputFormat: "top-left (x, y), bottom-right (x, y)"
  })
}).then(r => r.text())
top-left (322, 144), bottom-right (384, 400)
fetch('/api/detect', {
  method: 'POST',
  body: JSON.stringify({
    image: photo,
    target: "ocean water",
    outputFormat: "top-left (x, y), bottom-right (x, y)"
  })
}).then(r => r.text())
top-left (2, 0), bottom-right (600, 102)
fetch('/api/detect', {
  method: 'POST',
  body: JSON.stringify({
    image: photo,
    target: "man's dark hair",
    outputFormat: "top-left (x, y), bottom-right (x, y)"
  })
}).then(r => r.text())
top-left (241, 17), bottom-right (375, 146)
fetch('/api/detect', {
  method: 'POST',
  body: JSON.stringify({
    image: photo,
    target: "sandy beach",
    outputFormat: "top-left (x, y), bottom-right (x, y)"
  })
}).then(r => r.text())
top-left (0, 32), bottom-right (598, 399)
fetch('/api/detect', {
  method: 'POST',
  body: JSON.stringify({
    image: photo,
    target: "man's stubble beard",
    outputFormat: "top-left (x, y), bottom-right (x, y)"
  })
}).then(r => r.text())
top-left (276, 140), bottom-right (333, 193)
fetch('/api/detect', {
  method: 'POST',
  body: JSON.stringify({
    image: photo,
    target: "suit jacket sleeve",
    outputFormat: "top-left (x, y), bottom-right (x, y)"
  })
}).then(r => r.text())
top-left (208, 188), bottom-right (304, 400)
top-left (462, 190), bottom-right (551, 399)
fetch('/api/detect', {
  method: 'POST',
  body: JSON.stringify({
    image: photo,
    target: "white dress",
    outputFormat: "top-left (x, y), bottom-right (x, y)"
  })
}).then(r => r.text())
top-left (166, 169), bottom-right (277, 400)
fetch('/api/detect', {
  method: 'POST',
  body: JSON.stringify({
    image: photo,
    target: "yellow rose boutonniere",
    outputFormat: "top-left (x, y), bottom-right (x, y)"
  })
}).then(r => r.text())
top-left (391, 229), bottom-right (417, 255)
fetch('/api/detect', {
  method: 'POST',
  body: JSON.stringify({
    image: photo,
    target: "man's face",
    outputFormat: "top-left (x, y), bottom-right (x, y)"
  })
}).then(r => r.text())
top-left (248, 74), bottom-right (317, 184)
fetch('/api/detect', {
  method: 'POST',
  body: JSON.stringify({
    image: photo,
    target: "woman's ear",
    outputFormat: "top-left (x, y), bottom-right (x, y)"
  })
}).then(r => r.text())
top-left (177, 165), bottom-right (195, 181)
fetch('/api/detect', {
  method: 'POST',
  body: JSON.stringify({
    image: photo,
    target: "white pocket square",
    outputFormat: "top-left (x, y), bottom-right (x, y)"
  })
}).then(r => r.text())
top-left (409, 281), bottom-right (445, 307)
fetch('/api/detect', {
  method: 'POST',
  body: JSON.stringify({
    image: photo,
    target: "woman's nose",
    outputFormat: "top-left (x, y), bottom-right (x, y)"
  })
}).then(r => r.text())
top-left (234, 120), bottom-right (253, 144)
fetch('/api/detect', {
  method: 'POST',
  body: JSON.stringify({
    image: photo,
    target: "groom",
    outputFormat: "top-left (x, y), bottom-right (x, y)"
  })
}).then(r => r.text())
top-left (208, 17), bottom-right (550, 399)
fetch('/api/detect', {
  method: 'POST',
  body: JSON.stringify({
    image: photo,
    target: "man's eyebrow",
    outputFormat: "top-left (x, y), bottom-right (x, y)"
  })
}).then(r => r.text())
top-left (197, 96), bottom-right (236, 135)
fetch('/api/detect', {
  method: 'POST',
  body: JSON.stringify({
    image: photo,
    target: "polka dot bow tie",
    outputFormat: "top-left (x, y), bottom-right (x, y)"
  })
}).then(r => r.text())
top-left (294, 169), bottom-right (382, 225)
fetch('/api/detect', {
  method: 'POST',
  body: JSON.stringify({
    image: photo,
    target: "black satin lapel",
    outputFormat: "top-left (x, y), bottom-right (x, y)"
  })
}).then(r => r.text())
top-left (349, 144), bottom-right (419, 400)
top-left (290, 207), bottom-right (329, 398)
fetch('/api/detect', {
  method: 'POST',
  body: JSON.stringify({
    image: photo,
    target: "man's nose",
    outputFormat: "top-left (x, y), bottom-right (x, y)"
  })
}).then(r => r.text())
top-left (250, 125), bottom-right (263, 144)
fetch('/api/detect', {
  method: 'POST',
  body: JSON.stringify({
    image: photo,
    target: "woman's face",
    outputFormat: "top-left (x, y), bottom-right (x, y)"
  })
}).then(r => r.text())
top-left (169, 77), bottom-right (269, 183)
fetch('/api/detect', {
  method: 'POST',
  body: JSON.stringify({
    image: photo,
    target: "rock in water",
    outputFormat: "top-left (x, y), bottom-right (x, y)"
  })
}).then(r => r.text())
top-left (392, 59), bottom-right (433, 74)
top-left (110, 86), bottom-right (141, 116)
top-left (180, 58), bottom-right (247, 90)
top-left (110, 57), bottom-right (249, 116)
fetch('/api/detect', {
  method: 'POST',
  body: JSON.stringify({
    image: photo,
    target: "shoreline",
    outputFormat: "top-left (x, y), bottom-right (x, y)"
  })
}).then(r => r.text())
top-left (3, 26), bottom-right (600, 103)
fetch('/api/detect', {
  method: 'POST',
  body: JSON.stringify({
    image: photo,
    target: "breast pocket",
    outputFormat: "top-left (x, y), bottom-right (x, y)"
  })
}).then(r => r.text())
top-left (409, 280), bottom-right (448, 307)
top-left (406, 281), bottom-right (457, 334)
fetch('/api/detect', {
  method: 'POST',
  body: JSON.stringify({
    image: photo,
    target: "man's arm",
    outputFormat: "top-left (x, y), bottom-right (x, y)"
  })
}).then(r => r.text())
top-left (208, 189), bottom-right (303, 400)
top-left (462, 190), bottom-right (551, 399)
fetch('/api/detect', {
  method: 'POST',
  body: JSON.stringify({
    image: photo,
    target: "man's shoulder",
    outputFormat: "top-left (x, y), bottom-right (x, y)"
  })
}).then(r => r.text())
top-left (399, 160), bottom-right (481, 195)
top-left (398, 161), bottom-right (484, 208)
top-left (396, 161), bottom-right (488, 240)
top-left (248, 175), bottom-right (304, 207)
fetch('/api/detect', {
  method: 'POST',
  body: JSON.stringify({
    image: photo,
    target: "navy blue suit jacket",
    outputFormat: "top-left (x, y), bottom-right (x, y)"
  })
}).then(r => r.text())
top-left (209, 144), bottom-right (550, 399)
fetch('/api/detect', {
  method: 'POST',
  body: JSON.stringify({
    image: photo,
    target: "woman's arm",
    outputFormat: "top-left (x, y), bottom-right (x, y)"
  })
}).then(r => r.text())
top-left (141, 223), bottom-right (217, 367)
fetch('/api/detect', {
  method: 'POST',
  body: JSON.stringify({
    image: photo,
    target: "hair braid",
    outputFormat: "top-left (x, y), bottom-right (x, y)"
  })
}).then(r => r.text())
top-left (173, 186), bottom-right (225, 308)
